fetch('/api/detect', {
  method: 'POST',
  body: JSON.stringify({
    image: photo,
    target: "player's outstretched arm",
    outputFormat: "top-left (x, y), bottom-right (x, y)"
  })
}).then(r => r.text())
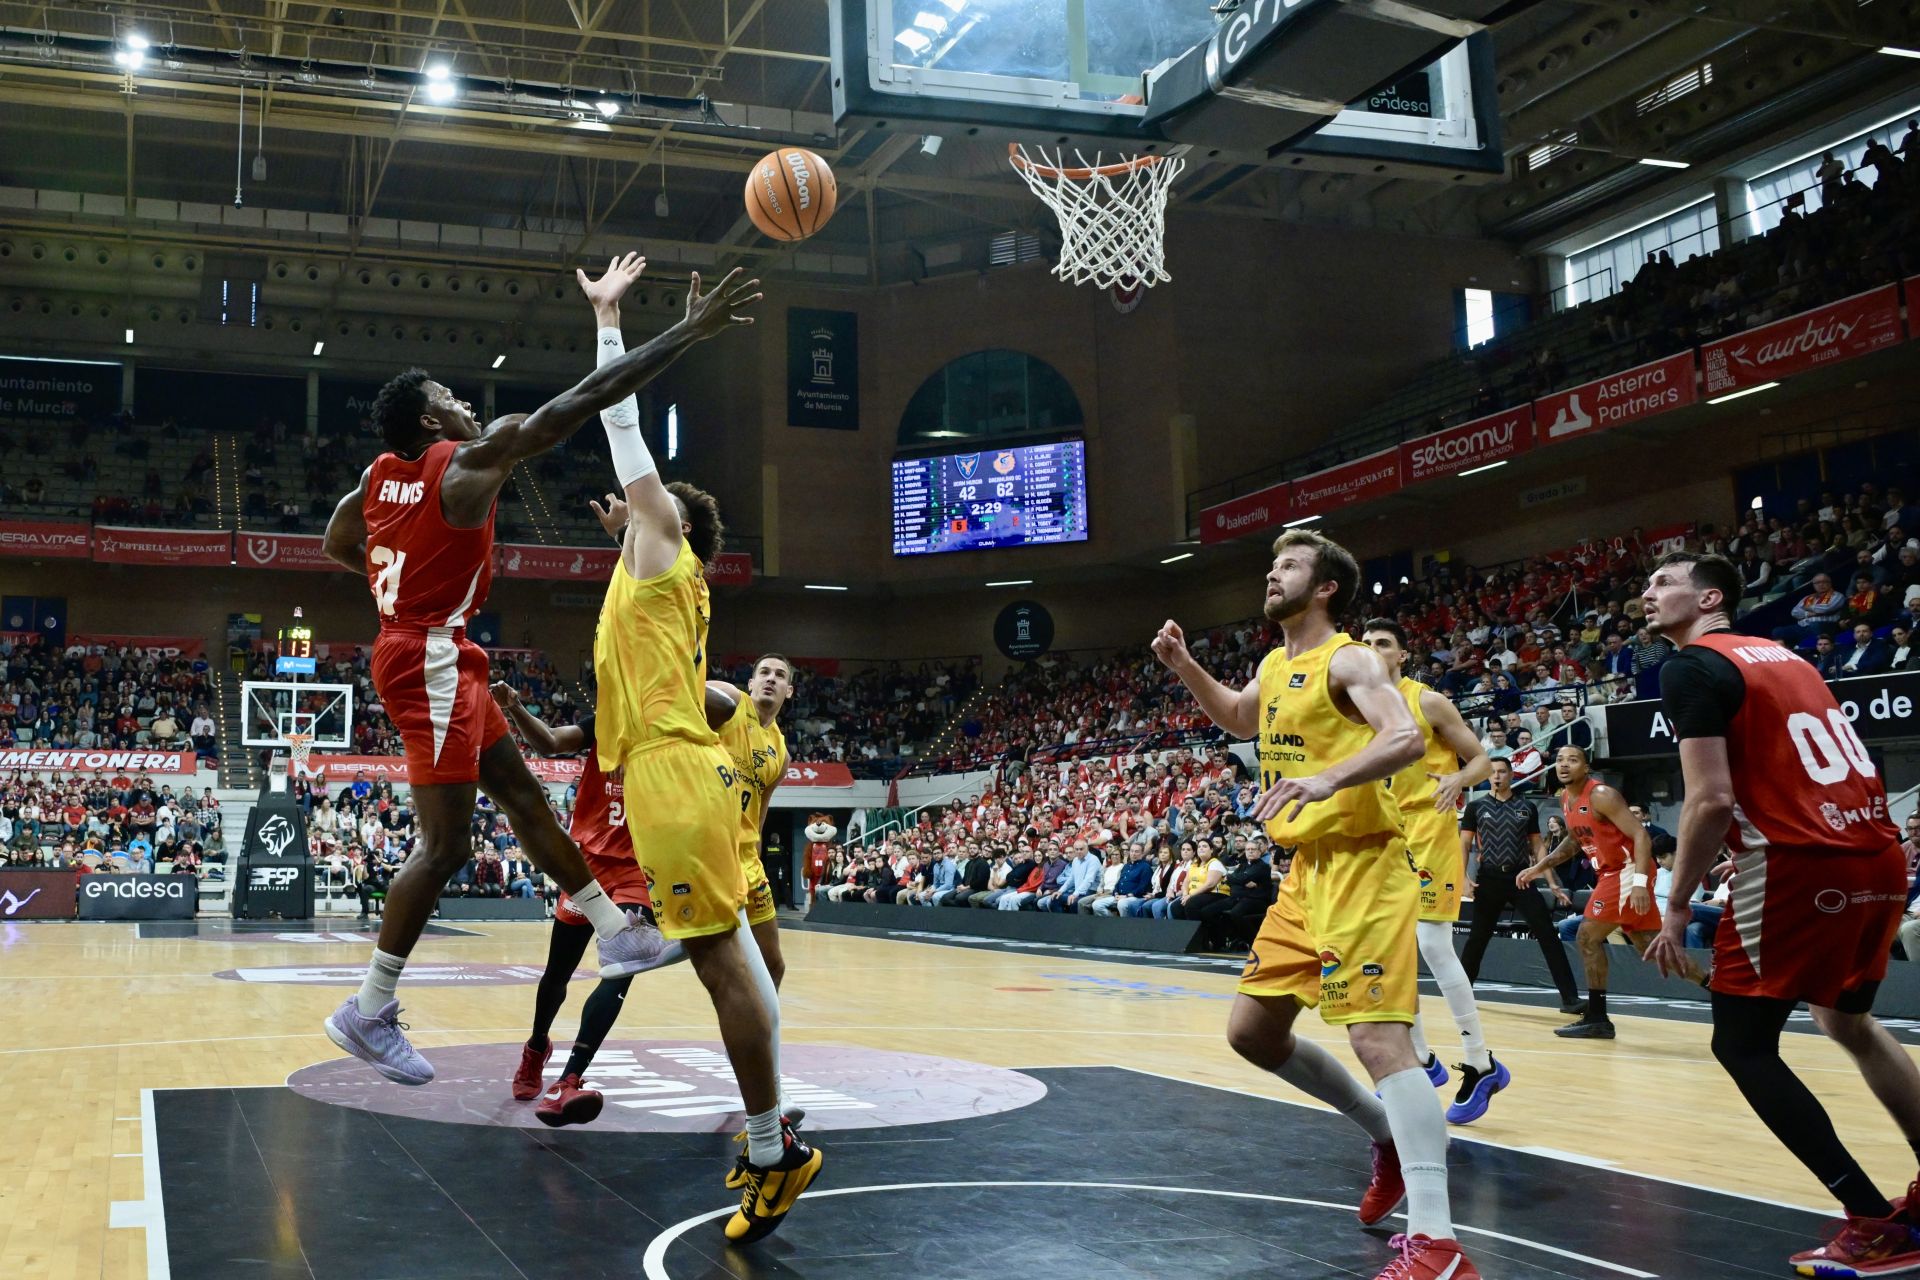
top-left (489, 682), bottom-right (584, 756)
top-left (322, 467), bottom-right (373, 574)
top-left (453, 267), bottom-right (761, 488)
top-left (1150, 620), bottom-right (1259, 738)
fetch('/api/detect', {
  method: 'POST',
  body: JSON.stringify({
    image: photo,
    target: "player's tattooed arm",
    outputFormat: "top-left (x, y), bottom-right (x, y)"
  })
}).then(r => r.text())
top-left (322, 466), bottom-right (372, 573)
top-left (1516, 832), bottom-right (1579, 887)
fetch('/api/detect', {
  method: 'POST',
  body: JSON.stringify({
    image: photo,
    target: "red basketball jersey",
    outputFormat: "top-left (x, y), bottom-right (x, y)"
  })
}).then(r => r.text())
top-left (570, 749), bottom-right (635, 877)
top-left (1564, 775), bottom-right (1635, 874)
top-left (1687, 632), bottom-right (1896, 854)
top-left (362, 440), bottom-right (495, 631)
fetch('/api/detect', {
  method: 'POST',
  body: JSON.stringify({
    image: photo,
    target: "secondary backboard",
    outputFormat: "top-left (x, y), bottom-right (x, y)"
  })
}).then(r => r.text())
top-left (241, 680), bottom-right (354, 750)
top-left (831, 0), bottom-right (1503, 174)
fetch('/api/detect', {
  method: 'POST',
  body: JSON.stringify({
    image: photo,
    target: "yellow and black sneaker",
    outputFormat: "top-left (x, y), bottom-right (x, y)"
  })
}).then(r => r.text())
top-left (726, 1106), bottom-right (807, 1189)
top-left (724, 1123), bottom-right (823, 1244)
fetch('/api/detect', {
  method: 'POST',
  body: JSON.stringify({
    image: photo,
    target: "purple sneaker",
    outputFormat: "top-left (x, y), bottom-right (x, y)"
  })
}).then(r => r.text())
top-left (597, 920), bottom-right (686, 979)
top-left (324, 997), bottom-right (434, 1085)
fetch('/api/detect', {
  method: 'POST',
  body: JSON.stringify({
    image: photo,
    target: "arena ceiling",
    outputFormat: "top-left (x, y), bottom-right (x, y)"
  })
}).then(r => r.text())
top-left (0, 0), bottom-right (1915, 279)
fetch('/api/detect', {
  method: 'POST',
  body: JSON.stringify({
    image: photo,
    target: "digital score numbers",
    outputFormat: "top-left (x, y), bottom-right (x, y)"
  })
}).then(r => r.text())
top-left (275, 624), bottom-right (316, 676)
top-left (892, 439), bottom-right (1089, 556)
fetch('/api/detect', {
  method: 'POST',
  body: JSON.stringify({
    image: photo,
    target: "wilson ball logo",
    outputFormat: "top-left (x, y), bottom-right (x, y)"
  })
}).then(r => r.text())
top-left (784, 151), bottom-right (815, 210)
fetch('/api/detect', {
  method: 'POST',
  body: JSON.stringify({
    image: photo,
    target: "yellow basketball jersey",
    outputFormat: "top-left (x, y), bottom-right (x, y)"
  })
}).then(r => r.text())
top-left (719, 691), bottom-right (788, 846)
top-left (592, 540), bottom-right (717, 770)
top-left (1386, 676), bottom-right (1455, 814)
top-left (1254, 633), bottom-right (1405, 846)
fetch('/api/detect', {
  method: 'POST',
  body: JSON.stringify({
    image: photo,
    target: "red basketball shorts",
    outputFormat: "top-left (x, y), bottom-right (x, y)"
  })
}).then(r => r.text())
top-left (1584, 868), bottom-right (1663, 933)
top-left (371, 628), bottom-right (509, 786)
top-left (1713, 841), bottom-right (1905, 1011)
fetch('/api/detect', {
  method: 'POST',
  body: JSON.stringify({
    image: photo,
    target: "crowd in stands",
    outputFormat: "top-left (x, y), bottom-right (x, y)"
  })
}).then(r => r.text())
top-left (0, 769), bottom-right (222, 871)
top-left (0, 634), bottom-right (220, 761)
top-left (711, 656), bottom-right (982, 777)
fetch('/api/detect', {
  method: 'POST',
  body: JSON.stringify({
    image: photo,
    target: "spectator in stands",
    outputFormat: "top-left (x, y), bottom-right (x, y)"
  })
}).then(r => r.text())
top-left (1772, 571), bottom-right (1844, 645)
top-left (1055, 839), bottom-right (1105, 912)
top-left (947, 844), bottom-right (994, 907)
top-left (911, 846), bottom-right (958, 905)
top-left (1888, 625), bottom-right (1919, 673)
top-left (1094, 839), bottom-right (1155, 916)
top-left (1537, 703), bottom-right (1593, 755)
top-left (1811, 634), bottom-right (1844, 679)
top-left (1835, 621), bottom-right (1891, 677)
top-left (1172, 839), bottom-right (1226, 919)
top-left (993, 847), bottom-right (1047, 910)
top-left (1508, 728), bottom-right (1547, 791)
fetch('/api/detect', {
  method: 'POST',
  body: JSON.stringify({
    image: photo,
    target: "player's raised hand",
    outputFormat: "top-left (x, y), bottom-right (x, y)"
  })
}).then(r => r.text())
top-left (1150, 620), bottom-right (1193, 673)
top-left (576, 251), bottom-right (647, 311)
top-left (488, 681), bottom-right (520, 710)
top-left (682, 267), bottom-right (762, 338)
top-left (589, 492), bottom-right (630, 539)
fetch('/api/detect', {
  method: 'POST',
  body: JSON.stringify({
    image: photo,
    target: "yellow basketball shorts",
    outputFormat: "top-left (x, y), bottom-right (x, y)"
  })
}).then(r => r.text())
top-left (1238, 833), bottom-right (1420, 1025)
top-left (619, 739), bottom-right (746, 941)
top-left (741, 841), bottom-right (777, 928)
top-left (1403, 805), bottom-right (1464, 924)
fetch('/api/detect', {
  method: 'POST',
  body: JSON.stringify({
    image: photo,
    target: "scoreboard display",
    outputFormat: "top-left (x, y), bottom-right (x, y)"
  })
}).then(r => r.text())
top-left (892, 440), bottom-right (1088, 556)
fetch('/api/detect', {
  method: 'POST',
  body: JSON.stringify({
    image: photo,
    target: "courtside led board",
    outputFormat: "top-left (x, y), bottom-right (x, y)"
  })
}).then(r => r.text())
top-left (893, 440), bottom-right (1088, 556)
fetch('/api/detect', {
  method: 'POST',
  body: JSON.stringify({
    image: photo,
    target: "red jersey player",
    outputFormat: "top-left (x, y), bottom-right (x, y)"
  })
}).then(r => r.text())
top-left (316, 260), bottom-right (762, 1085)
top-left (1519, 744), bottom-right (1703, 1038)
top-left (1641, 550), bottom-right (1920, 1276)
top-left (492, 685), bottom-right (686, 1127)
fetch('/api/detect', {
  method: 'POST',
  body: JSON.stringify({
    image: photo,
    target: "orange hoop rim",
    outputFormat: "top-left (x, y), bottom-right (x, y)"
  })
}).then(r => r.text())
top-left (1007, 142), bottom-right (1168, 181)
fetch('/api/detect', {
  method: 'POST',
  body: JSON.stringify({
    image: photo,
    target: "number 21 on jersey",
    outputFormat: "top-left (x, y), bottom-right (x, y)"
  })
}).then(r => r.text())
top-left (368, 545), bottom-right (406, 617)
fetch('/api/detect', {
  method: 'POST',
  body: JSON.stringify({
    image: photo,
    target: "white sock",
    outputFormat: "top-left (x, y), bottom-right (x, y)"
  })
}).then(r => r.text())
top-left (1418, 920), bottom-right (1491, 1072)
top-left (569, 880), bottom-right (629, 941)
top-left (356, 948), bottom-right (406, 1017)
top-left (745, 1106), bottom-right (784, 1167)
top-left (1410, 1012), bottom-right (1432, 1065)
top-left (1274, 1038), bottom-right (1392, 1145)
top-left (1378, 1066), bottom-right (1452, 1240)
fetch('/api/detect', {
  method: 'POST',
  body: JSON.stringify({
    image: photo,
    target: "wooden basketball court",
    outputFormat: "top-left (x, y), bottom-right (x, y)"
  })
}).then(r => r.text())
top-left (2, 917), bottom-right (1909, 1278)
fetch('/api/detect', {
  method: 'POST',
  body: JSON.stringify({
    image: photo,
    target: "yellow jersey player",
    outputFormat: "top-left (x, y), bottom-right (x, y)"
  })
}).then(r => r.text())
top-left (578, 255), bottom-right (819, 1245)
top-left (1361, 619), bottom-right (1505, 1126)
top-left (1152, 529), bottom-right (1479, 1280)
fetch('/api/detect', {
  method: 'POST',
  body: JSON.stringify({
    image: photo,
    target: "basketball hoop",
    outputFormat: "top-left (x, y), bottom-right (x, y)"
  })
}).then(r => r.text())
top-left (1008, 142), bottom-right (1185, 291)
top-left (283, 733), bottom-right (316, 780)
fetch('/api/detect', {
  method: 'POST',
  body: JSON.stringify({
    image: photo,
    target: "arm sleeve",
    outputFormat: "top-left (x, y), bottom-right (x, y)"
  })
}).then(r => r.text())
top-left (1657, 648), bottom-right (1744, 740)
top-left (595, 328), bottom-right (641, 430)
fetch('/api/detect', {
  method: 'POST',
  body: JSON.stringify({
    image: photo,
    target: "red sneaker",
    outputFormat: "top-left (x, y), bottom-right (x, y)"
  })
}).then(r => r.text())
top-left (1376, 1234), bottom-right (1481, 1280)
top-left (1358, 1142), bottom-right (1406, 1226)
top-left (1788, 1215), bottom-right (1920, 1277)
top-left (510, 1037), bottom-right (551, 1101)
top-left (534, 1073), bottom-right (604, 1128)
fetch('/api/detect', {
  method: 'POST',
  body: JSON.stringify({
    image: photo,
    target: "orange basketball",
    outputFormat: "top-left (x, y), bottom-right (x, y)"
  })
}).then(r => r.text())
top-left (744, 147), bottom-right (838, 241)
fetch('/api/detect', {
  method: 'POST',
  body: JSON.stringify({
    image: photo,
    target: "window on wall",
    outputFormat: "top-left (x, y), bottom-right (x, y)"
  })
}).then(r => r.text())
top-left (1747, 109), bottom-right (1917, 233)
top-left (897, 349), bottom-right (1084, 447)
top-left (1561, 198), bottom-right (1721, 308)
top-left (1461, 289), bottom-right (1495, 348)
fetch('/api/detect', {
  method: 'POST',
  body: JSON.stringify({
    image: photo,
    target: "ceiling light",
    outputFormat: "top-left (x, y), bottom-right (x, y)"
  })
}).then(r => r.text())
top-left (1706, 381), bottom-right (1778, 405)
top-left (312, 341), bottom-right (324, 356)
top-left (1372, 582), bottom-right (1384, 595)
top-left (1878, 46), bottom-right (1920, 59)
top-left (985, 579), bottom-right (1033, 587)
top-left (1750, 495), bottom-right (1764, 510)
top-left (126, 34), bottom-right (149, 51)
top-left (1457, 460), bottom-right (1508, 476)
top-left (1159, 552), bottom-right (1193, 564)
top-left (425, 63), bottom-right (450, 81)
top-left (895, 28), bottom-right (933, 55)
top-left (113, 49), bottom-right (145, 70)
top-left (935, 0), bottom-right (967, 10)
top-left (1282, 515), bottom-right (1320, 528)
top-left (491, 354), bottom-right (506, 369)
top-left (595, 96), bottom-right (620, 118)
top-left (655, 190), bottom-right (670, 218)
top-left (425, 79), bottom-right (457, 104)
top-left (804, 584), bottom-right (849, 591)
top-left (914, 11), bottom-right (950, 35)
top-left (124, 328), bottom-right (134, 344)
top-left (1638, 157), bottom-right (1690, 169)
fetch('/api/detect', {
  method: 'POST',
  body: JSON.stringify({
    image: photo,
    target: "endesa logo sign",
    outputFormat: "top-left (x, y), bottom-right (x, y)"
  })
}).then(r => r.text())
top-left (78, 873), bottom-right (197, 920)
top-left (1399, 406), bottom-right (1533, 484)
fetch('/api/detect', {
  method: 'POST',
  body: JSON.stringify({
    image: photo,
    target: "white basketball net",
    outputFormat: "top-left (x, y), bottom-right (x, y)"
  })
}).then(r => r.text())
top-left (283, 733), bottom-right (316, 780)
top-left (1009, 144), bottom-right (1185, 290)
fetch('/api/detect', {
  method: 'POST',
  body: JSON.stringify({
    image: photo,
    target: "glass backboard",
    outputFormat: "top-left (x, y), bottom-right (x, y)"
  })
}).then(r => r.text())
top-left (241, 680), bottom-right (354, 749)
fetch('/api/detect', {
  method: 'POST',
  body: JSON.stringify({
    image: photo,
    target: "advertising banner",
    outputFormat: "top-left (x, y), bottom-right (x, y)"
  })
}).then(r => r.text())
top-left (1700, 285), bottom-right (1903, 396)
top-left (1399, 405), bottom-right (1534, 484)
top-left (782, 763), bottom-right (857, 787)
top-left (1199, 480), bottom-right (1290, 546)
top-left (1605, 668), bottom-right (1920, 757)
top-left (0, 356), bottom-right (121, 427)
top-left (1287, 448), bottom-right (1402, 520)
top-left (237, 532), bottom-right (334, 572)
top-left (69, 633), bottom-right (207, 659)
top-left (496, 543), bottom-right (621, 581)
top-left (77, 873), bottom-right (198, 920)
top-left (788, 307), bottom-right (860, 429)
top-left (309, 753), bottom-right (584, 785)
top-left (0, 748), bottom-right (195, 774)
top-left (707, 552), bottom-right (754, 586)
top-left (0, 869), bottom-right (77, 920)
top-left (1532, 350), bottom-right (1696, 446)
top-left (92, 526), bottom-right (233, 567)
top-left (0, 519), bottom-right (90, 559)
